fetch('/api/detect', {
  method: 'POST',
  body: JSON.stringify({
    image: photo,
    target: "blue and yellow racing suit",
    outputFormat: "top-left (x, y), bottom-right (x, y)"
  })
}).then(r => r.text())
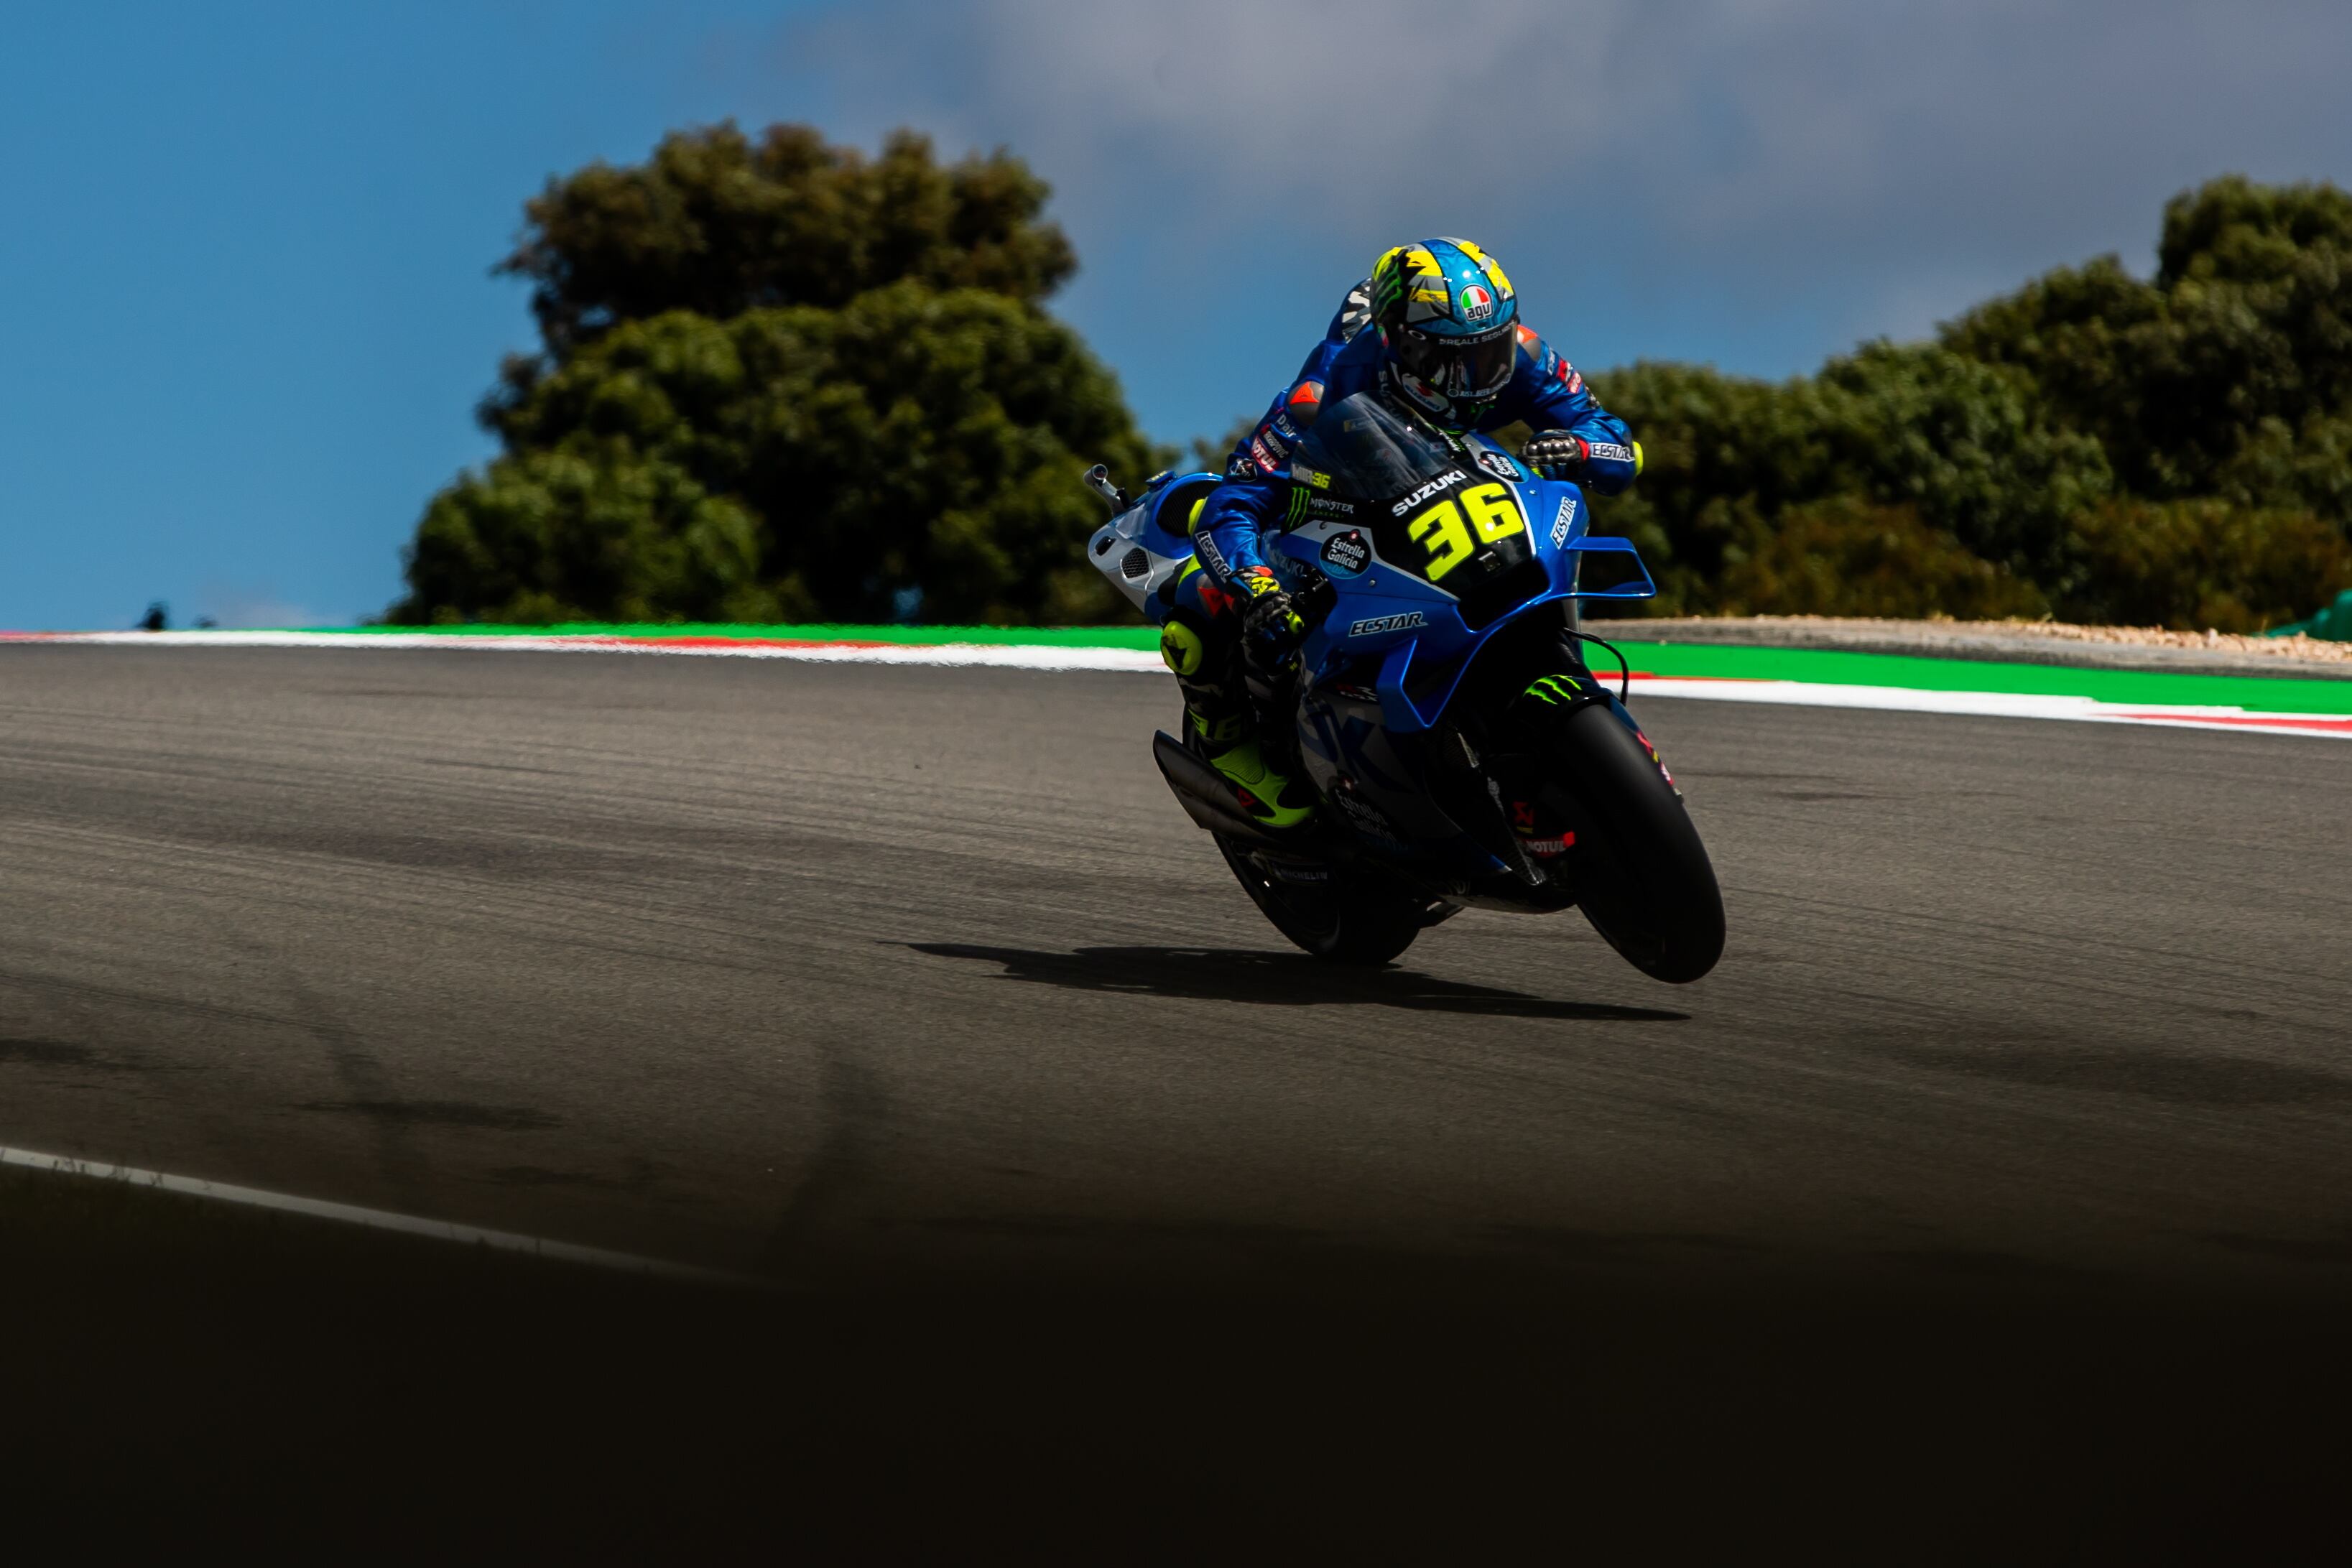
top-left (1152, 282), bottom-right (1641, 809)
top-left (1190, 283), bottom-right (1640, 598)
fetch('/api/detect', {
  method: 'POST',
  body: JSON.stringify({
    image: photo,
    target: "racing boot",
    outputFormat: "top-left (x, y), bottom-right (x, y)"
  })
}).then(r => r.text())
top-left (1185, 704), bottom-right (1316, 830)
top-left (1162, 610), bottom-right (1316, 830)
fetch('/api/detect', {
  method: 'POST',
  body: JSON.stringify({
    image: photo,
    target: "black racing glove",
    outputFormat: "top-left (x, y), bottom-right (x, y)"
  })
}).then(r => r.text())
top-left (1236, 570), bottom-right (1305, 664)
top-left (1521, 430), bottom-right (1591, 480)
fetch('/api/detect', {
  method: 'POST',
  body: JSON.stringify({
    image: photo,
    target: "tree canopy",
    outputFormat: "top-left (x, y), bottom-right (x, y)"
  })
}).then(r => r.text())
top-left (390, 124), bottom-right (1161, 626)
top-left (397, 142), bottom-right (2352, 632)
top-left (498, 124), bottom-right (1077, 355)
top-left (1591, 176), bottom-right (2352, 628)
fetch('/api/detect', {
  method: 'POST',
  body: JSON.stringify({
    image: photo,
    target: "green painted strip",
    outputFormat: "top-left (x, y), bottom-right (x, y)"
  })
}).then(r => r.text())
top-left (320, 622), bottom-right (1162, 650)
top-left (1601, 640), bottom-right (2352, 716)
top-left (296, 623), bottom-right (2352, 715)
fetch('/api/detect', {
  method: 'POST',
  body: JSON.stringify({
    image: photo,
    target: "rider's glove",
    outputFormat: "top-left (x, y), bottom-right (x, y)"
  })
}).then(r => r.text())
top-left (1522, 430), bottom-right (1591, 480)
top-left (1236, 569), bottom-right (1305, 655)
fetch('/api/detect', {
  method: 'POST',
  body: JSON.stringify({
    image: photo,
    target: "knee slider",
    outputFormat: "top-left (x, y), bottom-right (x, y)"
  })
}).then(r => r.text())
top-left (1159, 619), bottom-right (1206, 677)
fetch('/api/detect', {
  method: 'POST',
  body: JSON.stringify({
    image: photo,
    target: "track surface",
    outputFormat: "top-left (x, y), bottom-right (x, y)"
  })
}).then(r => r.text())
top-left (4, 644), bottom-right (2346, 1307)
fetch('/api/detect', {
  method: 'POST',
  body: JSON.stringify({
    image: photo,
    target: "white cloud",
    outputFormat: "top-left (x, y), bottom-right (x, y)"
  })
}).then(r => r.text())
top-left (795, 1), bottom-right (2347, 240)
top-left (760, 0), bottom-right (2352, 425)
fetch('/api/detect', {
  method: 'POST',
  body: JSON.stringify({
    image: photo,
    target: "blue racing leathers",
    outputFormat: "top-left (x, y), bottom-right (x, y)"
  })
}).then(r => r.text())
top-left (1180, 284), bottom-right (1639, 604)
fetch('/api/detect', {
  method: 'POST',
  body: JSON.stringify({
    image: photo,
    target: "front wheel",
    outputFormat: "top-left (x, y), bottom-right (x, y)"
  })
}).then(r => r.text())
top-left (1542, 703), bottom-right (1725, 983)
top-left (1213, 836), bottom-right (1430, 965)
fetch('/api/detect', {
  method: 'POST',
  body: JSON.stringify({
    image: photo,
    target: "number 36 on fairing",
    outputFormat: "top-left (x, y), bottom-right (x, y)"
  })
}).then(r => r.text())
top-left (1397, 481), bottom-right (1527, 583)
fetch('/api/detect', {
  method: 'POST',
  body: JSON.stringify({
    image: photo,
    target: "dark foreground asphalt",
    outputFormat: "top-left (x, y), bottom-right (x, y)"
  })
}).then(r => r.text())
top-left (3, 644), bottom-right (2348, 1553)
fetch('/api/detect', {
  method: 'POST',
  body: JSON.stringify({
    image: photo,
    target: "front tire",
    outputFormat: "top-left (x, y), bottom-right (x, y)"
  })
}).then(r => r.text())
top-left (1542, 703), bottom-right (1724, 983)
top-left (1213, 836), bottom-right (1428, 965)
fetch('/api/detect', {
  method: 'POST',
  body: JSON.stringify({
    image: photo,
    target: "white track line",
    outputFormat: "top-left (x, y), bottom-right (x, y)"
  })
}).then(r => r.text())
top-left (7, 629), bottom-right (1167, 672)
top-left (11, 631), bottom-right (2349, 736)
top-left (0, 1143), bottom-right (755, 1288)
top-left (1624, 677), bottom-right (2352, 738)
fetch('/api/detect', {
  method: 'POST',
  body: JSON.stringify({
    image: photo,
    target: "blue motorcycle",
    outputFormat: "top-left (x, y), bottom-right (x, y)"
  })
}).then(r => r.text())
top-left (1084, 391), bottom-right (1723, 982)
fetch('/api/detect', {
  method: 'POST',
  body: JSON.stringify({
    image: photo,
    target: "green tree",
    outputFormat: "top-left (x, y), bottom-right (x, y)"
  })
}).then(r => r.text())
top-left (498, 123), bottom-right (1075, 357)
top-left (1710, 497), bottom-right (2050, 621)
top-left (392, 124), bottom-right (1165, 626)
top-left (1943, 177), bottom-right (2352, 509)
top-left (2060, 498), bottom-right (2352, 632)
top-left (402, 450), bottom-right (774, 625)
top-left (402, 154), bottom-right (2352, 633)
top-left (1591, 175), bottom-right (2351, 627)
top-left (1588, 345), bottom-right (2108, 613)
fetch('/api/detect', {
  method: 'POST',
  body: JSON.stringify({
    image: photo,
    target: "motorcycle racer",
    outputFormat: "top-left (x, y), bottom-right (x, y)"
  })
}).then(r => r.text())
top-left (1154, 237), bottom-right (1644, 829)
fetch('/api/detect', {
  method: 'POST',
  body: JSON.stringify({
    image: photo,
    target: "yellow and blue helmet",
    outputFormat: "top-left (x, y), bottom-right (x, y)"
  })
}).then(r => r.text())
top-left (1369, 238), bottom-right (1519, 427)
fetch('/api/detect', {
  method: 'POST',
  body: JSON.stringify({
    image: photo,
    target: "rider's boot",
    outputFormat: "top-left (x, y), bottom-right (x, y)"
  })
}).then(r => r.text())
top-left (1184, 703), bottom-right (1317, 830)
top-left (1161, 613), bottom-right (1315, 830)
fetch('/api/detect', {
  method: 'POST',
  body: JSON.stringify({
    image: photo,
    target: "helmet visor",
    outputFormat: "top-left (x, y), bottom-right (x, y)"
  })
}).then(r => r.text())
top-left (1393, 325), bottom-right (1516, 404)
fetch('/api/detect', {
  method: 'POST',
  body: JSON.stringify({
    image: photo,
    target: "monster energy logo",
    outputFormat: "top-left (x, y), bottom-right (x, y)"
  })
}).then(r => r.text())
top-left (1523, 674), bottom-right (1585, 706)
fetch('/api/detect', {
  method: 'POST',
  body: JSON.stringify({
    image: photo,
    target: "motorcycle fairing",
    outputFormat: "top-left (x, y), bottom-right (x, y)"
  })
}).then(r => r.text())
top-left (1274, 464), bottom-right (1651, 738)
top-left (1083, 471), bottom-right (1220, 616)
top-left (1272, 409), bottom-right (1659, 883)
top-left (1078, 391), bottom-right (1662, 893)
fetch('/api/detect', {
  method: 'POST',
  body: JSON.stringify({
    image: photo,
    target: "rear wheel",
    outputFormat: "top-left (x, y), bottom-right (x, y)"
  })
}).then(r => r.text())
top-left (1541, 702), bottom-right (1724, 983)
top-left (1213, 835), bottom-right (1430, 965)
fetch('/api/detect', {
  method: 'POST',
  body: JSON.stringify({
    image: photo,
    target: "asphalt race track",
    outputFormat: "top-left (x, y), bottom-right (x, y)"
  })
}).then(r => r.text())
top-left (4, 644), bottom-right (2350, 1549)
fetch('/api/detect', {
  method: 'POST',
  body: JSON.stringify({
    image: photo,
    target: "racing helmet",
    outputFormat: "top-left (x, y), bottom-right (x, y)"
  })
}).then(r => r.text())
top-left (1369, 238), bottom-right (1519, 428)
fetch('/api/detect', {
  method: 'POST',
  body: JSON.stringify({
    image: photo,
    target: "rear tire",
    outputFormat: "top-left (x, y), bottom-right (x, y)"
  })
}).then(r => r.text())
top-left (1213, 836), bottom-right (1427, 965)
top-left (1542, 703), bottom-right (1725, 983)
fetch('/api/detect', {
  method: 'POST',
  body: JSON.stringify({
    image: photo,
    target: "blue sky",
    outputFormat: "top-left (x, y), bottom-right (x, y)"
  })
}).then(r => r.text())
top-left (4, 1), bottom-right (2348, 629)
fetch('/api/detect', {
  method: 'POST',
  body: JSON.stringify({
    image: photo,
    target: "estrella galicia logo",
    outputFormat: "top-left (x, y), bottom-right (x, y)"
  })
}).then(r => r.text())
top-left (1348, 611), bottom-right (1425, 637)
top-left (1549, 492), bottom-right (1579, 547)
top-left (1474, 447), bottom-right (1522, 483)
top-left (1320, 529), bottom-right (1370, 578)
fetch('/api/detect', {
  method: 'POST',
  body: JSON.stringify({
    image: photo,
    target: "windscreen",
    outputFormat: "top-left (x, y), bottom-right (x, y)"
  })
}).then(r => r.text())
top-left (1290, 392), bottom-right (1462, 502)
top-left (1292, 390), bottom-right (1545, 622)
